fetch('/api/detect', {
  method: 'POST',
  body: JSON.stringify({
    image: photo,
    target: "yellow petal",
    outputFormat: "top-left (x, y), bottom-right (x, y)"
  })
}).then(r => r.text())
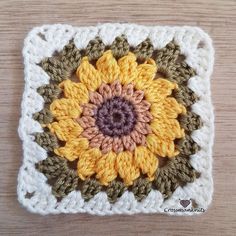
top-left (145, 79), bottom-right (177, 103)
top-left (96, 50), bottom-right (120, 83)
top-left (116, 151), bottom-right (139, 186)
top-left (146, 133), bottom-right (179, 158)
top-left (48, 119), bottom-right (83, 141)
top-left (59, 79), bottom-right (89, 104)
top-left (162, 97), bottom-right (186, 118)
top-left (96, 151), bottom-right (117, 185)
top-left (77, 148), bottom-right (102, 180)
top-left (150, 97), bottom-right (186, 120)
top-left (134, 58), bottom-right (157, 90)
top-left (76, 57), bottom-right (103, 91)
top-left (134, 146), bottom-right (158, 180)
top-left (149, 102), bottom-right (165, 119)
top-left (50, 98), bottom-right (82, 120)
top-left (118, 52), bottom-right (138, 85)
top-left (54, 138), bottom-right (89, 161)
top-left (150, 118), bottom-right (184, 140)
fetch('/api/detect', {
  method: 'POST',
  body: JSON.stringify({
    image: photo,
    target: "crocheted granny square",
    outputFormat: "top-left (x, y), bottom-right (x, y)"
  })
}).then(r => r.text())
top-left (18, 24), bottom-right (214, 215)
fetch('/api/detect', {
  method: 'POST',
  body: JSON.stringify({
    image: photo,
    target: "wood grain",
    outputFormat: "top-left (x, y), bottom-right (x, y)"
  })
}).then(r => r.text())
top-left (0, 0), bottom-right (236, 235)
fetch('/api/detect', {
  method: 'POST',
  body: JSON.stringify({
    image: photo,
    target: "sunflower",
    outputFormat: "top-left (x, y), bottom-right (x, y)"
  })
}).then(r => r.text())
top-left (48, 50), bottom-right (186, 186)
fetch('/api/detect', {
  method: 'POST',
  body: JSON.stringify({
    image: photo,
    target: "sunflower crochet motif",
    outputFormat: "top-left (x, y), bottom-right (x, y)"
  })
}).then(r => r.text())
top-left (19, 24), bottom-right (214, 215)
top-left (47, 50), bottom-right (185, 186)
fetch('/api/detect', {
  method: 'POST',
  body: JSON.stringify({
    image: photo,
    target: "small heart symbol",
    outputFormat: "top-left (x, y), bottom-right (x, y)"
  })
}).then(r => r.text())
top-left (180, 200), bottom-right (191, 208)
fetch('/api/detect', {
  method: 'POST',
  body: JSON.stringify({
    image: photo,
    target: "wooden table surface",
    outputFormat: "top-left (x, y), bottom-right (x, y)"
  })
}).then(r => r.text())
top-left (0, 0), bottom-right (236, 235)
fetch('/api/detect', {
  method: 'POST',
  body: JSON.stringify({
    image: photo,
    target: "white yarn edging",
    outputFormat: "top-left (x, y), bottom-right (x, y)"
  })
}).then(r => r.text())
top-left (18, 23), bottom-right (214, 215)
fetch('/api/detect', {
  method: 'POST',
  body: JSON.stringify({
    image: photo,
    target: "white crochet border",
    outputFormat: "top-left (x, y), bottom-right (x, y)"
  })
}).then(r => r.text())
top-left (18, 23), bottom-right (214, 215)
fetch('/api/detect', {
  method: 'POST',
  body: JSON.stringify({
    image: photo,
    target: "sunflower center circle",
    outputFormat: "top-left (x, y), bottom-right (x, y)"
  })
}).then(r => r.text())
top-left (95, 96), bottom-right (137, 137)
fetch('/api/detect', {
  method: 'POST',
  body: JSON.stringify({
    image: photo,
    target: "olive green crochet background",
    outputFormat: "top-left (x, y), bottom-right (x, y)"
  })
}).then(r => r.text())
top-left (34, 36), bottom-right (202, 203)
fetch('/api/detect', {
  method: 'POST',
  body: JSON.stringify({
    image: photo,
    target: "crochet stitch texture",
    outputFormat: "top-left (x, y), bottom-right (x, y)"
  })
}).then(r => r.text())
top-left (18, 24), bottom-right (214, 215)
